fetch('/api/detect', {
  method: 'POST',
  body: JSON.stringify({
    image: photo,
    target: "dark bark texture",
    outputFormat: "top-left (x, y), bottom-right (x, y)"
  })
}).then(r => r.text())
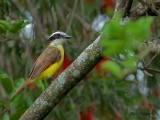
top-left (20, 36), bottom-right (103, 120)
top-left (19, 0), bottom-right (160, 119)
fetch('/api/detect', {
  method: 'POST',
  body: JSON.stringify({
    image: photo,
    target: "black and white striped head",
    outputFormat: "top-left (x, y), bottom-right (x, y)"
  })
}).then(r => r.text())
top-left (49, 31), bottom-right (72, 43)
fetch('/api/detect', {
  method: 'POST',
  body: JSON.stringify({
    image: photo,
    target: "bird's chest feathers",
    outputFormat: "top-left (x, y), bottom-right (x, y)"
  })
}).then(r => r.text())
top-left (38, 45), bottom-right (64, 79)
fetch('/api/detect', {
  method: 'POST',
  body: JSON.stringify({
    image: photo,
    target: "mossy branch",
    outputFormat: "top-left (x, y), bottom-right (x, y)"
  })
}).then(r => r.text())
top-left (19, 1), bottom-right (160, 119)
top-left (20, 36), bottom-right (103, 120)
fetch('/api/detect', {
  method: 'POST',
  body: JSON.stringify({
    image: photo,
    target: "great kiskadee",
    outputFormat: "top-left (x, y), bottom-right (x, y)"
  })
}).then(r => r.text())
top-left (14, 31), bottom-right (72, 95)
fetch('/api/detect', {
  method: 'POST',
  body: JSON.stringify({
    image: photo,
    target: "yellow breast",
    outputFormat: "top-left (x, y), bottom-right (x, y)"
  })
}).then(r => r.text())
top-left (36, 45), bottom-right (64, 80)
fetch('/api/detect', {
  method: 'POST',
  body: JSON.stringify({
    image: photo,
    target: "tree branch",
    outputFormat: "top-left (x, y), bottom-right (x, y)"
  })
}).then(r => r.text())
top-left (138, 0), bottom-right (160, 16)
top-left (26, 0), bottom-right (48, 40)
top-left (66, 0), bottom-right (79, 33)
top-left (51, 6), bottom-right (57, 31)
top-left (123, 0), bottom-right (133, 17)
top-left (0, 38), bottom-right (19, 42)
top-left (114, 0), bottom-right (128, 15)
top-left (19, 1), bottom-right (160, 119)
top-left (138, 67), bottom-right (160, 73)
top-left (64, 4), bottom-right (91, 30)
top-left (145, 52), bottom-right (159, 68)
top-left (20, 36), bottom-right (103, 120)
top-left (129, 1), bottom-right (160, 19)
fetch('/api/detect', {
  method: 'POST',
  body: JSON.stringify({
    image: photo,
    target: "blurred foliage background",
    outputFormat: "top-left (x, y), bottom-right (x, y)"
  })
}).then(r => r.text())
top-left (0, 0), bottom-right (160, 120)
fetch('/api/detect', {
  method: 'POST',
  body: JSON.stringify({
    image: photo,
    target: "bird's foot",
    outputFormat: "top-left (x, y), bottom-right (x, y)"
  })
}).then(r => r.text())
top-left (42, 80), bottom-right (46, 89)
top-left (52, 77), bottom-right (55, 82)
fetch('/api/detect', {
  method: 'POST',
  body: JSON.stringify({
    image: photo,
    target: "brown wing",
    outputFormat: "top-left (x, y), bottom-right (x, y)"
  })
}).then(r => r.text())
top-left (29, 45), bottom-right (61, 79)
top-left (14, 45), bottom-right (61, 96)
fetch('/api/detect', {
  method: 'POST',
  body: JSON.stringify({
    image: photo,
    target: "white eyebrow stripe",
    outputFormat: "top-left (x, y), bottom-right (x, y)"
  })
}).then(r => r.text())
top-left (50, 31), bottom-right (66, 38)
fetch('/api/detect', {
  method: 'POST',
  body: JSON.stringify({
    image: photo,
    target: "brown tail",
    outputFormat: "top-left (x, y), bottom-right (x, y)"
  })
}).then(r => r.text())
top-left (13, 78), bottom-right (32, 96)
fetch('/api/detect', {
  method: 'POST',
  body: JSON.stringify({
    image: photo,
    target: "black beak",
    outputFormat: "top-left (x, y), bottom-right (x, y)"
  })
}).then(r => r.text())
top-left (63, 35), bottom-right (72, 39)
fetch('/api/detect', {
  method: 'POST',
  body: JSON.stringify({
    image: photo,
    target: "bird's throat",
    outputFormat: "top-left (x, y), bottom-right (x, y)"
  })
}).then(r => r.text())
top-left (50, 38), bottom-right (65, 46)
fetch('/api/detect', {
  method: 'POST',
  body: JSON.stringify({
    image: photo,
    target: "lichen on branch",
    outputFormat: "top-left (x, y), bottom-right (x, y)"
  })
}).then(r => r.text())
top-left (20, 36), bottom-right (103, 120)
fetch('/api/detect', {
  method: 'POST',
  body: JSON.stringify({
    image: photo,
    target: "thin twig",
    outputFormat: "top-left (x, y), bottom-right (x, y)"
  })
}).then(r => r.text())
top-left (51, 6), bottom-right (57, 31)
top-left (114, 0), bottom-right (128, 15)
top-left (0, 38), bottom-right (19, 42)
top-left (138, 0), bottom-right (160, 16)
top-left (108, 57), bottom-right (122, 64)
top-left (110, 54), bottom-right (160, 74)
top-left (138, 67), bottom-right (160, 73)
top-left (80, 0), bottom-right (85, 18)
top-left (11, 0), bottom-right (25, 13)
top-left (65, 5), bottom-right (90, 30)
top-left (56, 4), bottom-right (67, 27)
top-left (26, 0), bottom-right (48, 40)
top-left (123, 0), bottom-right (133, 17)
top-left (145, 52), bottom-right (159, 67)
top-left (144, 70), bottom-right (153, 77)
top-left (145, 68), bottom-right (160, 73)
top-left (129, 1), bottom-right (160, 19)
top-left (66, 0), bottom-right (79, 33)
top-left (129, 3), bottom-right (148, 19)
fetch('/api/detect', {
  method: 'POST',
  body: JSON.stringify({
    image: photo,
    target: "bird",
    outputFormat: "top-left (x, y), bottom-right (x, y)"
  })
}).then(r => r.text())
top-left (14, 31), bottom-right (72, 95)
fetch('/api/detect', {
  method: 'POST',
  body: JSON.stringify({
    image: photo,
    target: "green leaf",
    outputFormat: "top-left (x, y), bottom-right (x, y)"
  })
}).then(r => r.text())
top-left (10, 109), bottom-right (27, 120)
top-left (36, 80), bottom-right (45, 91)
top-left (10, 94), bottom-right (22, 107)
top-left (0, 24), bottom-right (7, 34)
top-left (10, 78), bottom-right (25, 98)
top-left (0, 20), bottom-right (11, 30)
top-left (103, 83), bottom-right (110, 94)
top-left (122, 57), bottom-right (136, 69)
top-left (0, 70), bottom-right (13, 95)
top-left (10, 20), bottom-right (30, 33)
top-left (0, 19), bottom-right (30, 34)
top-left (101, 15), bottom-right (121, 37)
top-left (102, 61), bottom-right (121, 78)
top-left (0, 99), bottom-right (5, 108)
top-left (101, 39), bottom-right (124, 55)
top-left (101, 16), bottom-right (153, 58)
top-left (2, 114), bottom-right (9, 120)
top-left (131, 17), bottom-right (153, 42)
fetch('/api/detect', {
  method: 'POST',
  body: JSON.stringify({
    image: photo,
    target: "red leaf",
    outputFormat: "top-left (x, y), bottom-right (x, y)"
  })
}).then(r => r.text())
top-left (27, 82), bottom-right (38, 90)
top-left (80, 107), bottom-right (94, 120)
top-left (140, 103), bottom-right (154, 109)
top-left (102, 0), bottom-right (114, 10)
top-left (94, 57), bottom-right (108, 75)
